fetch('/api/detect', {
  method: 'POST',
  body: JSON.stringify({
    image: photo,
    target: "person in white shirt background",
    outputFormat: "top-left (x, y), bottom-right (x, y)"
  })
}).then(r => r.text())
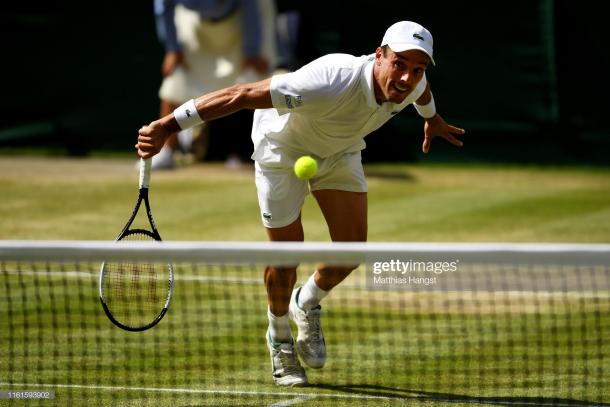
top-left (136, 20), bottom-right (465, 386)
top-left (153, 0), bottom-right (277, 169)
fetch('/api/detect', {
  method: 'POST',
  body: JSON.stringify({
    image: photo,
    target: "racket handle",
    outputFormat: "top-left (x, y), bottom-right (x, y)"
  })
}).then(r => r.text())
top-left (139, 158), bottom-right (152, 189)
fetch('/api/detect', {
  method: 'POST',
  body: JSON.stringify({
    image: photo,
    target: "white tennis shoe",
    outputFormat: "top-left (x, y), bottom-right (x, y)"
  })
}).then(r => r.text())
top-left (289, 287), bottom-right (327, 369)
top-left (266, 331), bottom-right (308, 387)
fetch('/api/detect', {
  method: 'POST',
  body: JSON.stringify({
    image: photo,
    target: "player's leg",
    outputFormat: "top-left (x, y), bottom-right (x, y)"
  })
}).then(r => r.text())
top-left (289, 190), bottom-right (366, 368)
top-left (313, 189), bottom-right (367, 288)
top-left (264, 218), bottom-right (308, 386)
top-left (256, 161), bottom-right (309, 386)
top-left (301, 151), bottom-right (368, 303)
top-left (289, 151), bottom-right (368, 369)
top-left (265, 217), bottom-right (303, 324)
top-left (297, 189), bottom-right (366, 319)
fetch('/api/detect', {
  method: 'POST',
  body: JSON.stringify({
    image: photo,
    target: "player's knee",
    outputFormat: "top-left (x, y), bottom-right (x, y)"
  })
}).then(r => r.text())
top-left (330, 225), bottom-right (367, 243)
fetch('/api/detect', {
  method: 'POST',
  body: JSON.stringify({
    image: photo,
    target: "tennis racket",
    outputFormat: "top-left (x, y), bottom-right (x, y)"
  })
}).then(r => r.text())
top-left (99, 158), bottom-right (174, 331)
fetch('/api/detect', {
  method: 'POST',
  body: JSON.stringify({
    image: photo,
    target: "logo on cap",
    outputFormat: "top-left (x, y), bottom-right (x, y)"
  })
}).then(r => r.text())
top-left (381, 21), bottom-right (436, 65)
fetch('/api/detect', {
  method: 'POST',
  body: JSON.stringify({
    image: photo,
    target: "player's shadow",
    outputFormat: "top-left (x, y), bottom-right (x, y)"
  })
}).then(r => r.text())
top-left (310, 383), bottom-right (610, 406)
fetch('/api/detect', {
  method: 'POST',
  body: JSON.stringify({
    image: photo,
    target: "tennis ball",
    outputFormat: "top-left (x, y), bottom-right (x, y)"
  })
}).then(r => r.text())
top-left (294, 156), bottom-right (318, 180)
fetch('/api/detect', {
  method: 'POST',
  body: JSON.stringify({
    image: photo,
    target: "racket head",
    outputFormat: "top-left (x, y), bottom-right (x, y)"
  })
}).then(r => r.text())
top-left (99, 229), bottom-right (174, 331)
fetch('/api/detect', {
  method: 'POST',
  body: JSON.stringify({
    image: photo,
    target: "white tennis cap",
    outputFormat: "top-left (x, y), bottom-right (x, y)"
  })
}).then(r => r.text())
top-left (381, 21), bottom-right (435, 65)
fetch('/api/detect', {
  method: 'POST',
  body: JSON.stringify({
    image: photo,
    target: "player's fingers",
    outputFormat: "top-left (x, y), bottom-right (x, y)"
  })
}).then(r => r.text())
top-left (443, 133), bottom-right (464, 147)
top-left (138, 133), bottom-right (153, 143)
top-left (448, 125), bottom-right (466, 135)
top-left (137, 144), bottom-right (155, 158)
top-left (136, 139), bottom-right (155, 154)
top-left (422, 135), bottom-right (431, 153)
top-left (137, 141), bottom-right (152, 153)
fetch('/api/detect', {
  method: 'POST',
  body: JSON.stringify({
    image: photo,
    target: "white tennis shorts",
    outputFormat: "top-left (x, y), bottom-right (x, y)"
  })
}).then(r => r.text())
top-left (255, 150), bottom-right (367, 228)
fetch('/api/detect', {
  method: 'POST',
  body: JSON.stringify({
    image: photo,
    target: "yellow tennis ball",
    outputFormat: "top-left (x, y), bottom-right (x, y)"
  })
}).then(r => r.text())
top-left (294, 156), bottom-right (317, 180)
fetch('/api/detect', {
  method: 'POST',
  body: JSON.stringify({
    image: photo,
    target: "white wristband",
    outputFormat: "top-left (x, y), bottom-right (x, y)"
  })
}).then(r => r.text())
top-left (173, 99), bottom-right (203, 130)
top-left (414, 94), bottom-right (437, 119)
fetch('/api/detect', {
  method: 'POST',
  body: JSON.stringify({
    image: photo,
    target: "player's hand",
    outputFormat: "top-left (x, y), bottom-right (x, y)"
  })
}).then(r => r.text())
top-left (136, 121), bottom-right (170, 159)
top-left (162, 51), bottom-right (187, 77)
top-left (422, 114), bottom-right (465, 153)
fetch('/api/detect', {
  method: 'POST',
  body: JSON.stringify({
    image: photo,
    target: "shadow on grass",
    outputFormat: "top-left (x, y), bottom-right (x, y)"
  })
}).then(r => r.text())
top-left (310, 383), bottom-right (610, 406)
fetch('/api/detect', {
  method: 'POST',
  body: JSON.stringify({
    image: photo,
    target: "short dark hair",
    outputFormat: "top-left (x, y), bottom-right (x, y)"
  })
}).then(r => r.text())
top-left (381, 45), bottom-right (389, 56)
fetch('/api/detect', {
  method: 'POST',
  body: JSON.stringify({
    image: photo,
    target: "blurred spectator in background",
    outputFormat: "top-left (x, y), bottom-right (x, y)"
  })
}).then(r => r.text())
top-left (153, 0), bottom-right (276, 169)
top-left (274, 0), bottom-right (301, 73)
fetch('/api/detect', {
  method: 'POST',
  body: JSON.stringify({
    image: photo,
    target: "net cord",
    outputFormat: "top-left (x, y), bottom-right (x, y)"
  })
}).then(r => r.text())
top-left (0, 241), bottom-right (609, 266)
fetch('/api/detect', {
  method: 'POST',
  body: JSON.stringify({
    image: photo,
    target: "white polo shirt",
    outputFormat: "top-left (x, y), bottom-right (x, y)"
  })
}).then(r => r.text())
top-left (251, 53), bottom-right (427, 164)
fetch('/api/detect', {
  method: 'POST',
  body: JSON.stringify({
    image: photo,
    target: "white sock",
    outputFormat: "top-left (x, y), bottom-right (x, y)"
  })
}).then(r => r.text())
top-left (298, 272), bottom-right (329, 310)
top-left (267, 308), bottom-right (292, 344)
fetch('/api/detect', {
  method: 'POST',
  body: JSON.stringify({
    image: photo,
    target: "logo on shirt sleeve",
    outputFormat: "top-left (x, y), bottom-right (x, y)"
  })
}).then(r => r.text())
top-left (284, 95), bottom-right (303, 109)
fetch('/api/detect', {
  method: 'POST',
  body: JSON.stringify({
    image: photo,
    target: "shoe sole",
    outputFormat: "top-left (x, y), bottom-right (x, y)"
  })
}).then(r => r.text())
top-left (273, 377), bottom-right (309, 387)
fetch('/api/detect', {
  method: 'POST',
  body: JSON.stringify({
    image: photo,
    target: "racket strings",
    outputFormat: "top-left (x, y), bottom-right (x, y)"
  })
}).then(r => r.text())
top-left (148, 266), bottom-right (158, 303)
top-left (102, 232), bottom-right (171, 329)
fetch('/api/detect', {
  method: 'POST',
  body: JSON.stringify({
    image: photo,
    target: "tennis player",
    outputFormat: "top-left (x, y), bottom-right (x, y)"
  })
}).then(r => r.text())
top-left (137, 21), bottom-right (465, 386)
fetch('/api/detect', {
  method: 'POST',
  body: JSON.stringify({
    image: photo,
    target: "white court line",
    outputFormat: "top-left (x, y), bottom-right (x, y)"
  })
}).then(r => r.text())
top-left (0, 382), bottom-right (607, 407)
top-left (0, 382), bottom-right (391, 402)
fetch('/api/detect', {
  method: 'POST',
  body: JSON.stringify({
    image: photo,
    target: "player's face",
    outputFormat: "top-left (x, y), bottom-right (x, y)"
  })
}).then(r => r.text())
top-left (373, 48), bottom-right (429, 104)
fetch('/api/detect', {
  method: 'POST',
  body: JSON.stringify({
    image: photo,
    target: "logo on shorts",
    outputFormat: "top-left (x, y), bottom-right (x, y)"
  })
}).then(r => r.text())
top-left (263, 212), bottom-right (273, 220)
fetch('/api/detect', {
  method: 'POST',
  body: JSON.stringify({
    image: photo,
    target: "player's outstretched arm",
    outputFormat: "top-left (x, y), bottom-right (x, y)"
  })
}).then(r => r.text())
top-left (422, 114), bottom-right (465, 154)
top-left (415, 85), bottom-right (465, 154)
top-left (137, 78), bottom-right (273, 158)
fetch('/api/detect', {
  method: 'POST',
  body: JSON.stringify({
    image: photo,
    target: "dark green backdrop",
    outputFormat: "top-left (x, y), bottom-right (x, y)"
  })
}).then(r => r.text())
top-left (1, 0), bottom-right (608, 164)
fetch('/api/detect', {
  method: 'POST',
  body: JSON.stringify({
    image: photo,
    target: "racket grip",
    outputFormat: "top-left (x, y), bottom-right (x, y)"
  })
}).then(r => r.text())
top-left (139, 158), bottom-right (152, 189)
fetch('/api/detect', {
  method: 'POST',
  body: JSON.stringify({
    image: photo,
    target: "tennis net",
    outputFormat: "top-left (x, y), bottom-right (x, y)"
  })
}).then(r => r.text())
top-left (1, 241), bottom-right (609, 406)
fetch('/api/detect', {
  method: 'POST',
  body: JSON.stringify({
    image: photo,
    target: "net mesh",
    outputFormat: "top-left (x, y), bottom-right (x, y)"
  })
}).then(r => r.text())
top-left (1, 241), bottom-right (609, 406)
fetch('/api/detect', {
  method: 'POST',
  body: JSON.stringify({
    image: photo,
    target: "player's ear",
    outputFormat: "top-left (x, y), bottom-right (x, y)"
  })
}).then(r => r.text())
top-left (375, 47), bottom-right (383, 65)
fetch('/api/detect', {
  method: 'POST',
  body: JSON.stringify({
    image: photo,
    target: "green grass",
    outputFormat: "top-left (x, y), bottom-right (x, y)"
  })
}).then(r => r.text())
top-left (1, 265), bottom-right (609, 406)
top-left (0, 157), bottom-right (609, 242)
top-left (1, 156), bottom-right (610, 405)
